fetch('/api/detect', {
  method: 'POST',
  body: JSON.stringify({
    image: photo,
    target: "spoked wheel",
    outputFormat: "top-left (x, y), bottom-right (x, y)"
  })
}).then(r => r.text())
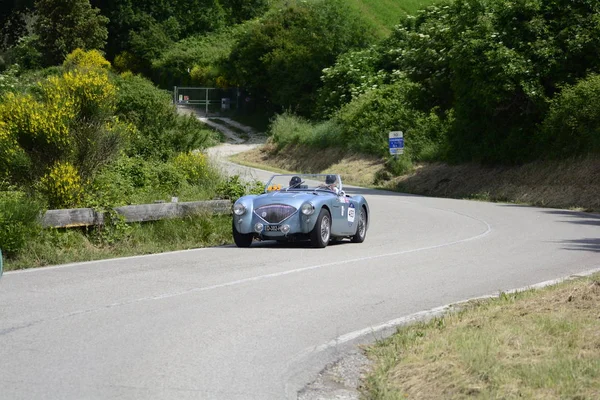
top-left (310, 209), bottom-right (331, 248)
top-left (351, 207), bottom-right (367, 243)
top-left (232, 220), bottom-right (253, 248)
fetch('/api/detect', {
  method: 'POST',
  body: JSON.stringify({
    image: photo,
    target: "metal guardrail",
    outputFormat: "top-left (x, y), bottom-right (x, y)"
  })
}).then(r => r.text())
top-left (41, 200), bottom-right (233, 228)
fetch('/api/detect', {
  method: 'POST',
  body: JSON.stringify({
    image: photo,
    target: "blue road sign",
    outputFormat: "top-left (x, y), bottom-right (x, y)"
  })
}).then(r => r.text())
top-left (389, 131), bottom-right (404, 155)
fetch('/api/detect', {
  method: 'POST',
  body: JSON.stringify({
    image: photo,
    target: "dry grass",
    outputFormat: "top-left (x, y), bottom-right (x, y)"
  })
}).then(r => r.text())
top-left (363, 275), bottom-right (600, 399)
top-left (387, 157), bottom-right (600, 212)
top-left (230, 141), bottom-right (385, 188)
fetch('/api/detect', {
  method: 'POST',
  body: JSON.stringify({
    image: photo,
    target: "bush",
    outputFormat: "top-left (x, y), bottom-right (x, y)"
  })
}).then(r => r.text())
top-left (0, 92), bottom-right (73, 180)
top-left (0, 51), bottom-right (125, 185)
top-left (538, 74), bottom-right (600, 157)
top-left (225, 0), bottom-right (376, 116)
top-left (269, 112), bottom-right (344, 150)
top-left (38, 161), bottom-right (84, 209)
top-left (63, 48), bottom-right (111, 72)
top-left (0, 191), bottom-right (42, 256)
top-left (151, 29), bottom-right (238, 88)
top-left (215, 175), bottom-right (264, 201)
top-left (172, 152), bottom-right (211, 184)
top-left (114, 73), bottom-right (216, 160)
top-left (335, 80), bottom-right (428, 157)
top-left (316, 47), bottom-right (386, 118)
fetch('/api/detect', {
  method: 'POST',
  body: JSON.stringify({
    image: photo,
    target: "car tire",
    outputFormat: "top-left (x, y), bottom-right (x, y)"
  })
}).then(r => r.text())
top-left (310, 208), bottom-right (331, 248)
top-left (351, 207), bottom-right (367, 243)
top-left (232, 220), bottom-right (253, 248)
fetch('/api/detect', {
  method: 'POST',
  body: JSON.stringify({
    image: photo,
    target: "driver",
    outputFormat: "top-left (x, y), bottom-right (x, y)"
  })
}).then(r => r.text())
top-left (289, 175), bottom-right (302, 189)
top-left (323, 174), bottom-right (339, 194)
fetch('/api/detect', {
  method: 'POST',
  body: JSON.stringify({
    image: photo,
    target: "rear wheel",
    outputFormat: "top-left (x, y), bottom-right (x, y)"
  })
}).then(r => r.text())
top-left (310, 209), bottom-right (331, 248)
top-left (232, 220), bottom-right (253, 247)
top-left (351, 207), bottom-right (367, 243)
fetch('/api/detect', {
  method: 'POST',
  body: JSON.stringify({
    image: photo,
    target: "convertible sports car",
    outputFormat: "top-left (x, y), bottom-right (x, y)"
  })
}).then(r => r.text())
top-left (232, 174), bottom-right (369, 248)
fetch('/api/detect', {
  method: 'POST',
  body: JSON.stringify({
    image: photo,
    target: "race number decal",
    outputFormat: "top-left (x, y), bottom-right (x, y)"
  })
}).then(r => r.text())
top-left (347, 203), bottom-right (355, 226)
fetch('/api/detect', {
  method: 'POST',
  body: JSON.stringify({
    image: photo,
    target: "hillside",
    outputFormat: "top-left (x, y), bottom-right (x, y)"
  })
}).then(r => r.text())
top-left (231, 142), bottom-right (600, 213)
top-left (346, 0), bottom-right (439, 37)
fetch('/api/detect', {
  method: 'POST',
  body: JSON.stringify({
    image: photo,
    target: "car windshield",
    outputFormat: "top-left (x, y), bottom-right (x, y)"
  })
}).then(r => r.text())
top-left (264, 174), bottom-right (342, 193)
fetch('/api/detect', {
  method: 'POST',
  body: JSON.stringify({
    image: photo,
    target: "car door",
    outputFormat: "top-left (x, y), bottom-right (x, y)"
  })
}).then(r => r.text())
top-left (331, 194), bottom-right (355, 235)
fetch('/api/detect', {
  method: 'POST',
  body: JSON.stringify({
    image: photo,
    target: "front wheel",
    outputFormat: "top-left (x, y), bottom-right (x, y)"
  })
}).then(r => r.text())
top-left (310, 209), bottom-right (331, 248)
top-left (351, 207), bottom-right (367, 243)
top-left (232, 220), bottom-right (253, 247)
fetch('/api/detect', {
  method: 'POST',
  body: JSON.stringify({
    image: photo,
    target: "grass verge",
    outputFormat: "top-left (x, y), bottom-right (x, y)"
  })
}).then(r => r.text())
top-left (362, 273), bottom-right (600, 399)
top-left (4, 214), bottom-right (232, 271)
top-left (387, 156), bottom-right (600, 212)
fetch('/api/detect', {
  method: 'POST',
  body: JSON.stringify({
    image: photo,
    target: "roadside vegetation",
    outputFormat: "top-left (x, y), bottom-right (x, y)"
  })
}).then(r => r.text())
top-left (0, 48), bottom-right (262, 271)
top-left (362, 273), bottom-right (600, 399)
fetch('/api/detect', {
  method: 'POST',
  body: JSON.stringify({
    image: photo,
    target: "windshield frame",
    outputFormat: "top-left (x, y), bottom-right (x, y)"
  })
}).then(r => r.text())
top-left (264, 174), bottom-right (343, 193)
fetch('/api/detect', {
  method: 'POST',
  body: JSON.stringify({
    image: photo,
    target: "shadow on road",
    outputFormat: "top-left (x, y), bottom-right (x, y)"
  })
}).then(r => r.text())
top-left (536, 209), bottom-right (600, 253)
top-left (541, 210), bottom-right (600, 226)
top-left (222, 239), bottom-right (352, 250)
top-left (560, 238), bottom-right (600, 253)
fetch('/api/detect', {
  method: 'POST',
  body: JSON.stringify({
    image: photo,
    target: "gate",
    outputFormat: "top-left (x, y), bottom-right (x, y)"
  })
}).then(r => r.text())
top-left (173, 86), bottom-right (241, 116)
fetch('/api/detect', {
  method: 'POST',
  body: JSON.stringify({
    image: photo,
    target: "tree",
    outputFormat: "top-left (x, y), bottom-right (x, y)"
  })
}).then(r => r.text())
top-left (225, 0), bottom-right (376, 117)
top-left (33, 0), bottom-right (108, 66)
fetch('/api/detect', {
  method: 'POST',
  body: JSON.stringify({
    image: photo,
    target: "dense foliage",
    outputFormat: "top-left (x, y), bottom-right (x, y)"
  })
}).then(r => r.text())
top-left (88, 0), bottom-right (269, 76)
top-left (34, 0), bottom-right (109, 66)
top-left (150, 28), bottom-right (239, 89)
top-left (317, 0), bottom-right (600, 163)
top-left (538, 74), bottom-right (600, 158)
top-left (224, 0), bottom-right (377, 116)
top-left (0, 190), bottom-right (41, 256)
top-left (0, 51), bottom-right (124, 196)
top-left (114, 72), bottom-right (217, 160)
top-left (0, 49), bottom-right (227, 259)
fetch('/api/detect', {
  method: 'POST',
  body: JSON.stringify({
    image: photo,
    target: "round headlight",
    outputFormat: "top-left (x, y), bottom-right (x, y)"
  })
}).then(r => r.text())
top-left (233, 203), bottom-right (246, 216)
top-left (301, 202), bottom-right (315, 215)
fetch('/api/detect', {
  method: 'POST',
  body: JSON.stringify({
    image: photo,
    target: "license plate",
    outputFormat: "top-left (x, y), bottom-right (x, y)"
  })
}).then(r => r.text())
top-left (265, 225), bottom-right (281, 232)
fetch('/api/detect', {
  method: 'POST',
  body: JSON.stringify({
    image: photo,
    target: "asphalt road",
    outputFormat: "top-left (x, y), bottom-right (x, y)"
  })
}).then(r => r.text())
top-left (1, 148), bottom-right (599, 399)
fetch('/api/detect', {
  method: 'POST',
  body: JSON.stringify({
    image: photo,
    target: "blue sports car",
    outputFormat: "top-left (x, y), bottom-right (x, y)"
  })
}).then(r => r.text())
top-left (232, 174), bottom-right (369, 248)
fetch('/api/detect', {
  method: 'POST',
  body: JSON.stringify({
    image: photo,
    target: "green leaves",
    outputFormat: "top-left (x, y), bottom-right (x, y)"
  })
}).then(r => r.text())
top-left (224, 0), bottom-right (377, 116)
top-left (34, 0), bottom-right (109, 67)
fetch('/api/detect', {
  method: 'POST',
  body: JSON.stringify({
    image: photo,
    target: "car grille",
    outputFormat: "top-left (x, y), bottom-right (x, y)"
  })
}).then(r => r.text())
top-left (254, 204), bottom-right (297, 224)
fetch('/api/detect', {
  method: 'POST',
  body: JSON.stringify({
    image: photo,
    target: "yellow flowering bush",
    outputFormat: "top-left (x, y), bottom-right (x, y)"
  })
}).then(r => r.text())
top-left (172, 151), bottom-right (210, 184)
top-left (39, 161), bottom-right (83, 209)
top-left (42, 70), bottom-right (116, 119)
top-left (0, 92), bottom-right (73, 155)
top-left (0, 120), bottom-right (18, 166)
top-left (63, 48), bottom-right (111, 72)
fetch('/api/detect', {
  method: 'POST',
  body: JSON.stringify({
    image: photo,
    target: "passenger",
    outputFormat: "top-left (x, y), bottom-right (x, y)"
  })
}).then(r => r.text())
top-left (289, 175), bottom-right (302, 189)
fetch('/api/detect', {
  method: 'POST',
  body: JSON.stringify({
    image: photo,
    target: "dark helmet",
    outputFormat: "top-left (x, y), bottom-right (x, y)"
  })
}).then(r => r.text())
top-left (325, 174), bottom-right (337, 185)
top-left (289, 176), bottom-right (302, 187)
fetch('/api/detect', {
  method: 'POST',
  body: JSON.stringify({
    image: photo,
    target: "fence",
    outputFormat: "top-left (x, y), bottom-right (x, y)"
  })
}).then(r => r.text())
top-left (173, 87), bottom-right (242, 116)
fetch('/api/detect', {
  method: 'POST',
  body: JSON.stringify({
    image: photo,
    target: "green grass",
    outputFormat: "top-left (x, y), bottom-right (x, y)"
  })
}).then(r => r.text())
top-left (4, 214), bottom-right (232, 271)
top-left (268, 0), bottom-right (438, 39)
top-left (362, 274), bottom-right (600, 399)
top-left (347, 0), bottom-right (439, 38)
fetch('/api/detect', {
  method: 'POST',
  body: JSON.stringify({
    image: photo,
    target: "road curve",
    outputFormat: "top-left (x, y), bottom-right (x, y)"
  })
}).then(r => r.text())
top-left (1, 147), bottom-right (599, 399)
